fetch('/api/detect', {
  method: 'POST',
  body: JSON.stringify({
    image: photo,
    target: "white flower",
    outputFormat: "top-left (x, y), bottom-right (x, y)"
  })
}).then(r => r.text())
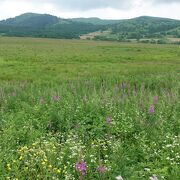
top-left (149, 174), bottom-right (158, 180)
top-left (144, 168), bottom-right (151, 172)
top-left (116, 175), bottom-right (124, 180)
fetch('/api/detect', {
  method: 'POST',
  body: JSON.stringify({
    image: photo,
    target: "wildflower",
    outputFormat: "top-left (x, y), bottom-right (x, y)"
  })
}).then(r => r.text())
top-left (41, 161), bottom-right (46, 166)
top-left (52, 95), bottom-right (59, 102)
top-left (97, 165), bottom-right (107, 173)
top-left (7, 164), bottom-right (11, 171)
top-left (144, 168), bottom-right (150, 172)
top-left (149, 174), bottom-right (158, 180)
top-left (24, 167), bottom-right (29, 171)
top-left (106, 116), bottom-right (113, 125)
top-left (12, 92), bottom-right (16, 97)
top-left (57, 168), bottom-right (61, 173)
top-left (153, 96), bottom-right (158, 104)
top-left (39, 97), bottom-right (45, 104)
top-left (48, 164), bottom-right (52, 169)
top-left (75, 161), bottom-right (87, 175)
top-left (19, 156), bottom-right (23, 160)
top-left (116, 175), bottom-right (124, 180)
top-left (148, 105), bottom-right (155, 114)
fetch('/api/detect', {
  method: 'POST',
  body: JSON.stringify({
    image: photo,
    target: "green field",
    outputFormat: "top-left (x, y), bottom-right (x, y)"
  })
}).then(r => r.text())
top-left (0, 37), bottom-right (179, 179)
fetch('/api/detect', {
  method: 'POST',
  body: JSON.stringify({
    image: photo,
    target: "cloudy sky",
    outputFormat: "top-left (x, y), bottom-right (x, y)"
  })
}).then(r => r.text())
top-left (0, 0), bottom-right (180, 20)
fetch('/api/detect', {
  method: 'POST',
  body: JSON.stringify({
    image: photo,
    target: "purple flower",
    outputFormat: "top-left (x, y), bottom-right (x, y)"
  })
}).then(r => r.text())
top-left (52, 95), bottom-right (59, 102)
top-left (75, 161), bottom-right (87, 175)
top-left (97, 165), bottom-right (107, 173)
top-left (148, 105), bottom-right (155, 114)
top-left (106, 116), bottom-right (113, 125)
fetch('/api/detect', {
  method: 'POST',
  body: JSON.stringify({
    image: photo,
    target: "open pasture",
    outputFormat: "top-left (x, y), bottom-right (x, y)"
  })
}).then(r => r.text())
top-left (0, 37), bottom-right (179, 179)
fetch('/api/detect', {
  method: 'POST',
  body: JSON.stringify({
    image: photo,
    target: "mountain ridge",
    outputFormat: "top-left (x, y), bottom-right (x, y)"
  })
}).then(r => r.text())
top-left (0, 13), bottom-right (180, 40)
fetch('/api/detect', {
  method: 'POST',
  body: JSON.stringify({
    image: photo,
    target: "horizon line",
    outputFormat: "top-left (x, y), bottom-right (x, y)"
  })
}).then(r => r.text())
top-left (0, 12), bottom-right (180, 21)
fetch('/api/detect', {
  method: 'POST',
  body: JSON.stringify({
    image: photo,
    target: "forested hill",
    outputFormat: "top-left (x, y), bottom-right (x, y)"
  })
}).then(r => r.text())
top-left (0, 13), bottom-right (180, 40)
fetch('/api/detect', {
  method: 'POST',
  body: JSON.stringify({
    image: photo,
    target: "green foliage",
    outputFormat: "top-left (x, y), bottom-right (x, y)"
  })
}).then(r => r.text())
top-left (0, 37), bottom-right (179, 179)
top-left (111, 16), bottom-right (180, 39)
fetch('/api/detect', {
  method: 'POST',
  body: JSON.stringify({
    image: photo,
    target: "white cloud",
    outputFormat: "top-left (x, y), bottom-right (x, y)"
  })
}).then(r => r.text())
top-left (0, 0), bottom-right (180, 20)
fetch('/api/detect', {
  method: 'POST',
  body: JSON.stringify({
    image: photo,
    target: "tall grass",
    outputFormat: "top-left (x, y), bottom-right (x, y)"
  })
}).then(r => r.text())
top-left (0, 37), bottom-right (179, 179)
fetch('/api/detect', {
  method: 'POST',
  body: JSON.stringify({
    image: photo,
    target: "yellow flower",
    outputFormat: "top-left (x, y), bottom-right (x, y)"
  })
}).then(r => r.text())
top-left (48, 164), bottom-right (52, 169)
top-left (53, 168), bottom-right (61, 174)
top-left (25, 167), bottom-right (29, 171)
top-left (7, 164), bottom-right (11, 171)
top-left (57, 169), bottom-right (61, 173)
top-left (41, 161), bottom-right (46, 166)
top-left (32, 142), bottom-right (37, 147)
top-left (19, 156), bottom-right (23, 160)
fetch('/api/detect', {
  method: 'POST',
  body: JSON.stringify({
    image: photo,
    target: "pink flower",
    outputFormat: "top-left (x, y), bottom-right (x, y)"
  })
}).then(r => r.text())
top-left (148, 105), bottom-right (155, 114)
top-left (153, 96), bottom-right (158, 104)
top-left (75, 161), bottom-right (87, 175)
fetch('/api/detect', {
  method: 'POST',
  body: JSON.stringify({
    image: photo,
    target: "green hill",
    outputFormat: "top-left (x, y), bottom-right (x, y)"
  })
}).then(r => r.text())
top-left (0, 13), bottom-right (103, 39)
top-left (0, 13), bottom-right (180, 41)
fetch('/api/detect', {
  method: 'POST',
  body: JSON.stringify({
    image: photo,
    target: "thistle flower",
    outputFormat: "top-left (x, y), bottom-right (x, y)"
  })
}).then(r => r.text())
top-left (75, 161), bottom-right (87, 175)
top-left (148, 105), bottom-right (155, 114)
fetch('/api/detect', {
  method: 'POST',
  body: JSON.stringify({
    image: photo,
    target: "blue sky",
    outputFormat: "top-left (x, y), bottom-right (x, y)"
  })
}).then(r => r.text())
top-left (0, 0), bottom-right (180, 20)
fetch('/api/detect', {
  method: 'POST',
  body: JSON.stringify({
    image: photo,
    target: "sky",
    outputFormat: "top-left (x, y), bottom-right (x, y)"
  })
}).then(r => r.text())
top-left (0, 0), bottom-right (180, 20)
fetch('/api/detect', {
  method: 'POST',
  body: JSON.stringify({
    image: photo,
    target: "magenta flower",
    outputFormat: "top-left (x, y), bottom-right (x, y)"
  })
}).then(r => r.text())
top-left (106, 116), bottom-right (113, 125)
top-left (97, 165), bottom-right (107, 173)
top-left (75, 161), bottom-right (87, 175)
top-left (148, 105), bottom-right (155, 114)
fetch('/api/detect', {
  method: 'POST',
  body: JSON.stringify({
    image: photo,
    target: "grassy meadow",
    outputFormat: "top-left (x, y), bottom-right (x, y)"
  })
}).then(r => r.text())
top-left (0, 37), bottom-right (179, 179)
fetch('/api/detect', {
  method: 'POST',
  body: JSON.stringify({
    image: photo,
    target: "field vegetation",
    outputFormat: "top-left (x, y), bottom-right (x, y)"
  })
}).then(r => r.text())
top-left (0, 37), bottom-right (179, 179)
